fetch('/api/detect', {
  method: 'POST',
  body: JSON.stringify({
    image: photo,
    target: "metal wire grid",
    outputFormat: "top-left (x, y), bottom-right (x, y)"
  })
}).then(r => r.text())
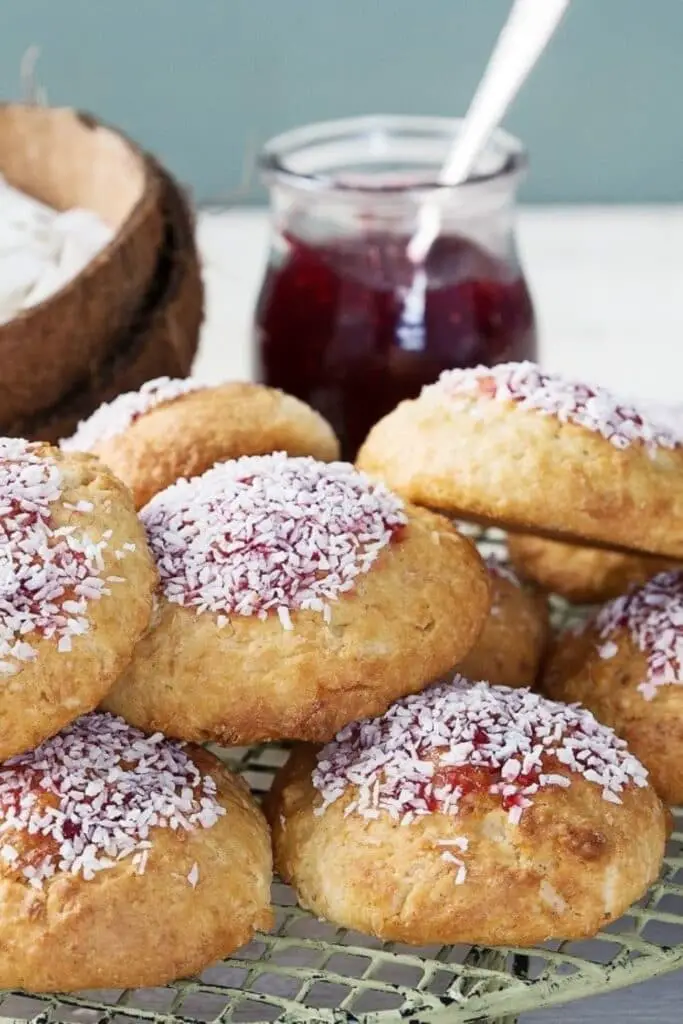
top-left (1, 528), bottom-right (682, 1024)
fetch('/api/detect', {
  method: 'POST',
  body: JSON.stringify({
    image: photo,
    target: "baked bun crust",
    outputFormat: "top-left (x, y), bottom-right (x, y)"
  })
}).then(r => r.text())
top-left (0, 439), bottom-right (155, 760)
top-left (456, 561), bottom-right (549, 687)
top-left (507, 532), bottom-right (678, 605)
top-left (543, 570), bottom-right (683, 804)
top-left (0, 713), bottom-right (272, 991)
top-left (356, 362), bottom-right (683, 558)
top-left (102, 455), bottom-right (490, 745)
top-left (62, 379), bottom-right (340, 508)
top-left (268, 679), bottom-right (666, 946)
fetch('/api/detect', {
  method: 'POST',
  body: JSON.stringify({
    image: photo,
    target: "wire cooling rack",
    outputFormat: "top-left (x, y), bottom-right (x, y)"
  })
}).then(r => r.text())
top-left (2, 527), bottom-right (683, 1024)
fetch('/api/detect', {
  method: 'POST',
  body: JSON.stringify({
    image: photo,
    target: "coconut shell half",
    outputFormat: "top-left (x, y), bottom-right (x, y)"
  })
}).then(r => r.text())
top-left (0, 104), bottom-right (164, 422)
top-left (18, 164), bottom-right (203, 444)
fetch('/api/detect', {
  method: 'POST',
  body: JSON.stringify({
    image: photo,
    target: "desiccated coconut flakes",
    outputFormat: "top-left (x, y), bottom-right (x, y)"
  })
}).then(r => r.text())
top-left (427, 361), bottom-right (679, 453)
top-left (596, 570), bottom-right (683, 699)
top-left (141, 453), bottom-right (407, 626)
top-left (0, 438), bottom-right (125, 673)
top-left (0, 712), bottom-right (224, 888)
top-left (313, 677), bottom-right (648, 884)
top-left (61, 377), bottom-right (208, 451)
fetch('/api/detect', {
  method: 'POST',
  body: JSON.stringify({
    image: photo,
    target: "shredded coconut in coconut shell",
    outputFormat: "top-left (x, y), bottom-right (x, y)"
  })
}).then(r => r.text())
top-left (596, 570), bottom-right (683, 700)
top-left (0, 712), bottom-right (224, 888)
top-left (61, 377), bottom-right (207, 452)
top-left (141, 453), bottom-right (407, 627)
top-left (0, 437), bottom-right (122, 674)
top-left (428, 362), bottom-right (679, 453)
top-left (0, 175), bottom-right (113, 326)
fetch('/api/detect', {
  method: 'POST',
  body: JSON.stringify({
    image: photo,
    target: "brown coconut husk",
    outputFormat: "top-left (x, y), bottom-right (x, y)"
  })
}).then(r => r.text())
top-left (0, 104), bottom-right (165, 422)
top-left (143, 156), bottom-right (204, 372)
top-left (17, 163), bottom-right (203, 444)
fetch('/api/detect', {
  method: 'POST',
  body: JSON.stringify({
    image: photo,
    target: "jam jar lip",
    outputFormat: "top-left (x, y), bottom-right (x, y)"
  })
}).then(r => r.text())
top-left (258, 114), bottom-right (528, 199)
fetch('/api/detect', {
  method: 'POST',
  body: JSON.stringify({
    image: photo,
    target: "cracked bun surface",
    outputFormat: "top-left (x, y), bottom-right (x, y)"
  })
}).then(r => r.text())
top-left (62, 379), bottom-right (340, 508)
top-left (356, 362), bottom-right (683, 558)
top-left (543, 570), bottom-right (683, 804)
top-left (267, 678), bottom-right (666, 946)
top-left (0, 438), bottom-right (155, 760)
top-left (0, 712), bottom-right (272, 991)
top-left (102, 454), bottom-right (490, 745)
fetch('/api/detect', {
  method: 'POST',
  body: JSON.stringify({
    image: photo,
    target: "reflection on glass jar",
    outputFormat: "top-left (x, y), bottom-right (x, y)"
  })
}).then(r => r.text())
top-left (254, 116), bottom-right (537, 460)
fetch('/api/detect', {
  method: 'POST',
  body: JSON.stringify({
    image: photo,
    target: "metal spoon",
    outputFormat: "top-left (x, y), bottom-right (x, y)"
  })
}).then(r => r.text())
top-left (407, 0), bottom-right (570, 265)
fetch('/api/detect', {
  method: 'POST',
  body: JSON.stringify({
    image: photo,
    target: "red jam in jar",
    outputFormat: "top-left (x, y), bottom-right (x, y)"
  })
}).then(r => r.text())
top-left (255, 116), bottom-right (537, 459)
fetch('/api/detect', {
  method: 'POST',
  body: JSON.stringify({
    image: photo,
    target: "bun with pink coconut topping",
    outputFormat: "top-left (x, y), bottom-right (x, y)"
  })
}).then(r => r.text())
top-left (0, 712), bottom-right (271, 990)
top-left (268, 677), bottom-right (666, 946)
top-left (0, 437), bottom-right (155, 760)
top-left (544, 568), bottom-right (683, 804)
top-left (62, 378), bottom-right (340, 508)
top-left (356, 361), bottom-right (683, 558)
top-left (102, 453), bottom-right (490, 745)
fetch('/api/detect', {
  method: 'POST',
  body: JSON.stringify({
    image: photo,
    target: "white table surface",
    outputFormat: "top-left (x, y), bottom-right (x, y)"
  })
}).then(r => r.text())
top-left (194, 205), bottom-right (682, 1024)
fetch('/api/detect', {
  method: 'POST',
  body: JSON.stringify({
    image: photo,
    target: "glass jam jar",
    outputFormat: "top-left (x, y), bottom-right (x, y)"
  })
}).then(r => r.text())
top-left (254, 115), bottom-right (537, 459)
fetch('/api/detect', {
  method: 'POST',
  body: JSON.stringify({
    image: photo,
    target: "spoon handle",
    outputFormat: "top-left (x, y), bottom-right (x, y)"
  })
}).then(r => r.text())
top-left (441, 0), bottom-right (570, 187)
top-left (408, 0), bottom-right (570, 263)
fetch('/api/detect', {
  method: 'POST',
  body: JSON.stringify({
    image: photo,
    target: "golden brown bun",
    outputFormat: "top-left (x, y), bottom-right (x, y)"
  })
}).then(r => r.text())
top-left (456, 567), bottom-right (549, 687)
top-left (76, 382), bottom-right (340, 508)
top-left (268, 745), bottom-right (665, 946)
top-left (102, 507), bottom-right (490, 744)
top-left (356, 375), bottom-right (683, 558)
top-left (543, 623), bottom-right (683, 805)
top-left (507, 533), bottom-right (679, 605)
top-left (0, 746), bottom-right (272, 991)
top-left (0, 443), bottom-right (155, 760)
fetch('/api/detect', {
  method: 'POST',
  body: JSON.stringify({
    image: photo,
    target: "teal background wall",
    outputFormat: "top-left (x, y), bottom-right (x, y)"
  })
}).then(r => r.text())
top-left (0, 0), bottom-right (681, 205)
